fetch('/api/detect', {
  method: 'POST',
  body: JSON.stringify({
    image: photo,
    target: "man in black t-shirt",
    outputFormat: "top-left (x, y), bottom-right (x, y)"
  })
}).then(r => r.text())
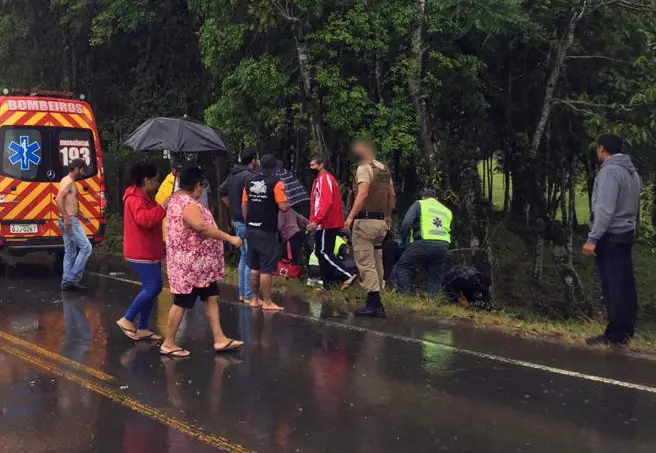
top-left (242, 154), bottom-right (289, 311)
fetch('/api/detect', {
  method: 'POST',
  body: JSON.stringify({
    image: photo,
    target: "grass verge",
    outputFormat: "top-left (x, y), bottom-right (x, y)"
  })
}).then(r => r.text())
top-left (222, 267), bottom-right (656, 356)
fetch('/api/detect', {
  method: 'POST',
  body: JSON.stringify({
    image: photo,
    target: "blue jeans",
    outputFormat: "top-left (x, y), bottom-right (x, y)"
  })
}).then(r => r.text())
top-left (124, 262), bottom-right (163, 330)
top-left (58, 217), bottom-right (92, 286)
top-left (393, 240), bottom-right (449, 296)
top-left (234, 221), bottom-right (252, 300)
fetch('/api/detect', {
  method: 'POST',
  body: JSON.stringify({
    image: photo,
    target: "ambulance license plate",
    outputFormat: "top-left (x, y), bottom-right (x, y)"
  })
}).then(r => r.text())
top-left (10, 224), bottom-right (38, 234)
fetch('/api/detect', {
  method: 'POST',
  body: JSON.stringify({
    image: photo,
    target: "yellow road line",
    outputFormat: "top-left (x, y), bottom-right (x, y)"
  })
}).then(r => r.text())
top-left (0, 331), bottom-right (113, 382)
top-left (0, 341), bottom-right (256, 453)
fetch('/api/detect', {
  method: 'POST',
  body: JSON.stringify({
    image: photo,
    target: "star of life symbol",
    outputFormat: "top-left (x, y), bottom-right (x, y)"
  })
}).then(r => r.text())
top-left (8, 136), bottom-right (41, 171)
top-left (250, 180), bottom-right (267, 195)
top-left (432, 217), bottom-right (443, 229)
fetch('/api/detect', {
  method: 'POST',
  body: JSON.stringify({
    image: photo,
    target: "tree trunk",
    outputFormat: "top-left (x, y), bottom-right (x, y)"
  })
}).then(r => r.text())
top-left (503, 157), bottom-right (511, 213)
top-left (525, 1), bottom-right (588, 293)
top-left (294, 35), bottom-right (328, 158)
top-left (549, 240), bottom-right (586, 309)
top-left (375, 50), bottom-right (384, 104)
top-left (651, 171), bottom-right (656, 228)
top-left (503, 66), bottom-right (513, 213)
top-left (70, 41), bottom-right (77, 92)
top-left (459, 160), bottom-right (493, 291)
top-left (510, 164), bottom-right (528, 221)
top-left (532, 236), bottom-right (544, 280)
top-left (487, 158), bottom-right (494, 201)
top-left (481, 158), bottom-right (487, 199)
top-left (408, 0), bottom-right (438, 177)
top-left (567, 157), bottom-right (576, 267)
top-left (528, 3), bottom-right (585, 160)
top-left (560, 161), bottom-right (568, 226)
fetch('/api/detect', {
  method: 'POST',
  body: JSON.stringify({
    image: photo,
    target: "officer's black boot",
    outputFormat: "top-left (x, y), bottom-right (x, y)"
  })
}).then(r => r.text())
top-left (354, 292), bottom-right (386, 318)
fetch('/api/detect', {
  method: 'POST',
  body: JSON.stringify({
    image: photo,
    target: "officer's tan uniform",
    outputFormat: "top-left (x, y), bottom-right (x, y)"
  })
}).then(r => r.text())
top-left (352, 160), bottom-right (392, 293)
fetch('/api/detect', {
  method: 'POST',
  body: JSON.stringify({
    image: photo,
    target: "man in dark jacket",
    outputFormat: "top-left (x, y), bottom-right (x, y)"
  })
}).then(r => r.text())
top-left (220, 149), bottom-right (258, 303)
top-left (583, 134), bottom-right (641, 346)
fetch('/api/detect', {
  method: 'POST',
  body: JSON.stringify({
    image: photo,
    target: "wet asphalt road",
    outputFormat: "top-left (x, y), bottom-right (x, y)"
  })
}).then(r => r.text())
top-left (2, 260), bottom-right (656, 452)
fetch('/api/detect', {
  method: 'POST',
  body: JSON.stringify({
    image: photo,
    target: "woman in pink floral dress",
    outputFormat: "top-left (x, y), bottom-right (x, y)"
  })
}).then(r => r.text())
top-left (160, 167), bottom-right (243, 357)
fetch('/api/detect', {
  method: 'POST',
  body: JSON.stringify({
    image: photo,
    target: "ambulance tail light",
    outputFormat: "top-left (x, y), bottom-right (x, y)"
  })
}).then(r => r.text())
top-left (99, 191), bottom-right (106, 211)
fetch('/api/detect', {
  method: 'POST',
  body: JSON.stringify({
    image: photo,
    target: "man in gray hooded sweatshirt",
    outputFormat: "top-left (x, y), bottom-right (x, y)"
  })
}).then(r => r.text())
top-left (583, 134), bottom-right (641, 346)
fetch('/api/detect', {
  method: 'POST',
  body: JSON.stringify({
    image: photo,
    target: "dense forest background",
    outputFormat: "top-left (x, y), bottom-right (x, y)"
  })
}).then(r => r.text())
top-left (2, 0), bottom-right (656, 319)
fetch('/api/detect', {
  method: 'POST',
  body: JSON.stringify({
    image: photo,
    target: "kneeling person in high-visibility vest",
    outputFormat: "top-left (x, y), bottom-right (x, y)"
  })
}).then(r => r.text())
top-left (394, 189), bottom-right (452, 296)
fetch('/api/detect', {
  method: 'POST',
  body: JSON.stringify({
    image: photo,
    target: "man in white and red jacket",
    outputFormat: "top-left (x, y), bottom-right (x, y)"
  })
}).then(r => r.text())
top-left (307, 156), bottom-right (357, 290)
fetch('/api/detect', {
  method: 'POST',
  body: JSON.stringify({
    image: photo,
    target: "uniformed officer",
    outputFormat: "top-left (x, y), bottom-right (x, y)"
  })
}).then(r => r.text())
top-left (345, 139), bottom-right (396, 318)
top-left (393, 189), bottom-right (452, 296)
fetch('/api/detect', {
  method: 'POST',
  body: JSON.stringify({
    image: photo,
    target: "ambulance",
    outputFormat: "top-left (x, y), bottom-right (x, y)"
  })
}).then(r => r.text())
top-left (0, 90), bottom-right (106, 264)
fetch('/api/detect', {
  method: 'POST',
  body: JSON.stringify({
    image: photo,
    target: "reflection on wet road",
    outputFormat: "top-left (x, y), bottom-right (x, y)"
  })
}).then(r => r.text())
top-left (1, 260), bottom-right (656, 452)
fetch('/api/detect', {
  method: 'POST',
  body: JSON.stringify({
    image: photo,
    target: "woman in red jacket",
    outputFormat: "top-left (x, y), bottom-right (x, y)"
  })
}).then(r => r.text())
top-left (116, 162), bottom-right (168, 341)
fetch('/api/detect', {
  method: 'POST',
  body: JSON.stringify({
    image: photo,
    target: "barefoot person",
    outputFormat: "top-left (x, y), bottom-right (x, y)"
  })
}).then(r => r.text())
top-left (116, 163), bottom-right (168, 341)
top-left (160, 167), bottom-right (243, 358)
top-left (56, 158), bottom-right (92, 291)
top-left (242, 154), bottom-right (288, 311)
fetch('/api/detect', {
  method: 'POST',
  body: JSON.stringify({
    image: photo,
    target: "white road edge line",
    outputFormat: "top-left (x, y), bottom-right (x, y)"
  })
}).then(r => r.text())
top-left (91, 271), bottom-right (656, 395)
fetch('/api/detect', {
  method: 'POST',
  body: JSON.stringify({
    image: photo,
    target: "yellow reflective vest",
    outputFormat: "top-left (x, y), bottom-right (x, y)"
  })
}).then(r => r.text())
top-left (416, 198), bottom-right (452, 243)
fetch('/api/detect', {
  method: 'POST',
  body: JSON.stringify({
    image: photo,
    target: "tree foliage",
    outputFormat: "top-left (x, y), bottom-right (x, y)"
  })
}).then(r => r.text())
top-left (2, 0), bottom-right (656, 315)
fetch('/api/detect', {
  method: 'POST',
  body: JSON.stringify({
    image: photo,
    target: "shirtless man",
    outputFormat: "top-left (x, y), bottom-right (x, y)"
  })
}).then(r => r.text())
top-left (56, 158), bottom-right (92, 291)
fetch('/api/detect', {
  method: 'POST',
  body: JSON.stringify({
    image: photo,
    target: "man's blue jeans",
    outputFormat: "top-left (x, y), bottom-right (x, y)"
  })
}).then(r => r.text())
top-left (234, 221), bottom-right (252, 300)
top-left (393, 240), bottom-right (449, 296)
top-left (58, 217), bottom-right (92, 287)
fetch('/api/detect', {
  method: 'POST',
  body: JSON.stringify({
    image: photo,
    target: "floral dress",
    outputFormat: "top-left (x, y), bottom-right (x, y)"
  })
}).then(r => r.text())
top-left (165, 192), bottom-right (225, 294)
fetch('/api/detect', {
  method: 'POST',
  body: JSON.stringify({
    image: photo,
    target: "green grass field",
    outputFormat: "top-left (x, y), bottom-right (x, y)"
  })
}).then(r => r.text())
top-left (478, 159), bottom-right (591, 224)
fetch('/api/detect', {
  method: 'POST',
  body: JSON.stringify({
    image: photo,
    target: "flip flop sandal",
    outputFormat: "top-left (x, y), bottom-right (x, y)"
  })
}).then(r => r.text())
top-left (116, 322), bottom-right (140, 341)
top-left (261, 304), bottom-right (284, 312)
top-left (159, 348), bottom-right (190, 358)
top-left (215, 340), bottom-right (243, 353)
top-left (138, 332), bottom-right (162, 341)
top-left (248, 301), bottom-right (262, 309)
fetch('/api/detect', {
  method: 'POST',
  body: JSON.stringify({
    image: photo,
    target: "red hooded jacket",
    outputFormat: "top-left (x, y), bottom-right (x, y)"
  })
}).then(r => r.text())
top-left (310, 170), bottom-right (344, 230)
top-left (123, 185), bottom-right (166, 262)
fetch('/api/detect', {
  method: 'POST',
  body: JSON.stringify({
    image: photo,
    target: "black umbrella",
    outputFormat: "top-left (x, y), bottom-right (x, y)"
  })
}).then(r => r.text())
top-left (123, 116), bottom-right (228, 154)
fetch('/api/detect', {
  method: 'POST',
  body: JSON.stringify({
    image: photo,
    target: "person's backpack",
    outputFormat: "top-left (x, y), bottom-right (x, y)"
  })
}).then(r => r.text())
top-left (274, 242), bottom-right (302, 279)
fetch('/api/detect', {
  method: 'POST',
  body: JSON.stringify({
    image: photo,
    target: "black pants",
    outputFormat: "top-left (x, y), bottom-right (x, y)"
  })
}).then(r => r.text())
top-left (382, 235), bottom-right (402, 281)
top-left (595, 232), bottom-right (638, 343)
top-left (315, 228), bottom-right (353, 289)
